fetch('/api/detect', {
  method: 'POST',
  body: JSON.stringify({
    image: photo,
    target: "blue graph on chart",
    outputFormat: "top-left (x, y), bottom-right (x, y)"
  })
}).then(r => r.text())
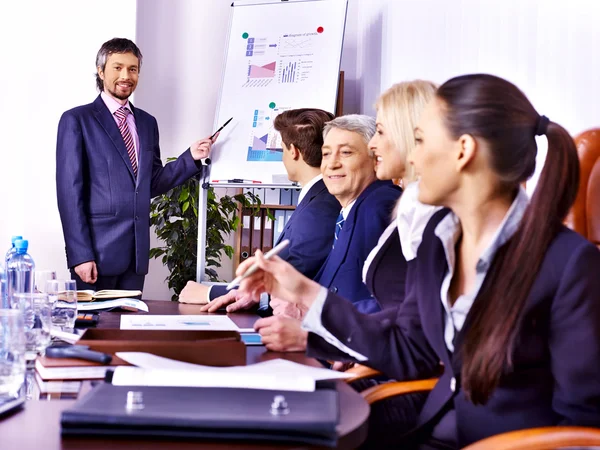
top-left (280, 61), bottom-right (297, 83)
top-left (247, 109), bottom-right (284, 162)
top-left (277, 59), bottom-right (312, 83)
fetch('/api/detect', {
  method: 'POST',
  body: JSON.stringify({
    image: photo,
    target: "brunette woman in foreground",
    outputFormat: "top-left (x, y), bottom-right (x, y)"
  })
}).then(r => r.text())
top-left (236, 74), bottom-right (600, 449)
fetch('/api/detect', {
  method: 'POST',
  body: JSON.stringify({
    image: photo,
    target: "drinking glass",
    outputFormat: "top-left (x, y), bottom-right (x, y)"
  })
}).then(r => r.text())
top-left (33, 270), bottom-right (57, 293)
top-left (46, 279), bottom-right (77, 331)
top-left (0, 309), bottom-right (26, 399)
top-left (11, 293), bottom-right (52, 360)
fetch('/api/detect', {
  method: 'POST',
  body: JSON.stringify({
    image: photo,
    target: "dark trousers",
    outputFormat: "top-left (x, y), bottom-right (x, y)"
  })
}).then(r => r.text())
top-left (70, 262), bottom-right (145, 293)
top-left (353, 378), bottom-right (455, 449)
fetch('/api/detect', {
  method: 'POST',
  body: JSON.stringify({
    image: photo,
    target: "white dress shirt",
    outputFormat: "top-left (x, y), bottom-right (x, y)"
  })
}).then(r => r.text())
top-left (361, 182), bottom-right (441, 283)
top-left (297, 174), bottom-right (323, 206)
top-left (340, 198), bottom-right (356, 221)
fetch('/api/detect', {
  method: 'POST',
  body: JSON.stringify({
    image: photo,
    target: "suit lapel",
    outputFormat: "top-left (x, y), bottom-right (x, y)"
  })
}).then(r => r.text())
top-left (130, 102), bottom-right (144, 186)
top-left (316, 218), bottom-right (354, 287)
top-left (92, 95), bottom-right (136, 181)
top-left (418, 215), bottom-right (456, 367)
top-left (315, 180), bottom-right (387, 287)
top-left (275, 180), bottom-right (327, 246)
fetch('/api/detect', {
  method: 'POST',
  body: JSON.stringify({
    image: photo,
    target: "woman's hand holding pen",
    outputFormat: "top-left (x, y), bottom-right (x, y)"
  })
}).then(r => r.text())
top-left (236, 250), bottom-right (321, 310)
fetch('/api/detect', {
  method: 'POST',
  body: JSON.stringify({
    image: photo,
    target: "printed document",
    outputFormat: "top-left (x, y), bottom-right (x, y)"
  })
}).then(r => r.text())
top-left (120, 315), bottom-right (239, 331)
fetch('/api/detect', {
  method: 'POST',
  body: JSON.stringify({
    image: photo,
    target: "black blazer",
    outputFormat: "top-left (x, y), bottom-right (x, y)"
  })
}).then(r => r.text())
top-left (210, 179), bottom-right (340, 299)
top-left (363, 223), bottom-right (408, 311)
top-left (307, 209), bottom-right (600, 447)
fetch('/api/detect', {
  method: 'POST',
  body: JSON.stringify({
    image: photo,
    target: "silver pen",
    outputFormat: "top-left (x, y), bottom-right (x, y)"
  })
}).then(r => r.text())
top-left (226, 239), bottom-right (290, 290)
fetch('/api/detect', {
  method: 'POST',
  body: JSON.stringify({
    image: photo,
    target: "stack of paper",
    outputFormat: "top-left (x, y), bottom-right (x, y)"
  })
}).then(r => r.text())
top-left (113, 352), bottom-right (353, 392)
top-left (78, 298), bottom-right (148, 312)
top-left (35, 373), bottom-right (82, 394)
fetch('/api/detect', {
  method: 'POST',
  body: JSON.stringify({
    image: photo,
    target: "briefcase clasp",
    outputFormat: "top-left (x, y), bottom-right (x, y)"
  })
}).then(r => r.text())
top-left (270, 395), bottom-right (289, 416)
top-left (125, 391), bottom-right (145, 412)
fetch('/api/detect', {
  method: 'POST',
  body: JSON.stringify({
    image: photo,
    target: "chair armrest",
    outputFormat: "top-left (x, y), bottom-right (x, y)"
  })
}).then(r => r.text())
top-left (344, 364), bottom-right (382, 383)
top-left (361, 378), bottom-right (438, 405)
top-left (462, 426), bottom-right (600, 450)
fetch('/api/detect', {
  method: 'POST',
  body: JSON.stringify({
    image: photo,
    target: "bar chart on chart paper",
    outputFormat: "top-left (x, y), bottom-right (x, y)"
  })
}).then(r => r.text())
top-left (247, 109), bottom-right (287, 162)
top-left (279, 59), bottom-right (313, 83)
top-left (280, 61), bottom-right (297, 83)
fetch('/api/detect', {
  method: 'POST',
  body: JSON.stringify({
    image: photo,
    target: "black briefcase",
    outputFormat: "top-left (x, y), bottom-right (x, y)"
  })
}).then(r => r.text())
top-left (61, 383), bottom-right (339, 447)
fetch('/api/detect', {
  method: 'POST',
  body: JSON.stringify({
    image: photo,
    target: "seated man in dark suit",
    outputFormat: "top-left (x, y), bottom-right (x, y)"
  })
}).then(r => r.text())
top-left (179, 108), bottom-right (340, 307)
top-left (253, 115), bottom-right (402, 351)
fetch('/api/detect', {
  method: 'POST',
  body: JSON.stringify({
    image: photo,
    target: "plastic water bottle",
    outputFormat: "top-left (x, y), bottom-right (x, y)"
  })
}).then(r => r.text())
top-left (0, 262), bottom-right (6, 308)
top-left (6, 239), bottom-right (35, 307)
top-left (5, 235), bottom-right (23, 267)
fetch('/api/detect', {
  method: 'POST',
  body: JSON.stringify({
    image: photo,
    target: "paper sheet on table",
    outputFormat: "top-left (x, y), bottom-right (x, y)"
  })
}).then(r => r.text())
top-left (119, 314), bottom-right (239, 331)
top-left (114, 352), bottom-right (353, 392)
top-left (111, 367), bottom-right (316, 392)
top-left (240, 358), bottom-right (354, 381)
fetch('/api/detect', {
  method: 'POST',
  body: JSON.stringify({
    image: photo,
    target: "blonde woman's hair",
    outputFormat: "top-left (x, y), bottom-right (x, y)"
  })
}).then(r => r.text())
top-left (375, 80), bottom-right (437, 183)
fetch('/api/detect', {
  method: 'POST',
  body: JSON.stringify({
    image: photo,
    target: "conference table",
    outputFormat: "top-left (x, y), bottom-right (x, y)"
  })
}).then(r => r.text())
top-left (0, 300), bottom-right (370, 450)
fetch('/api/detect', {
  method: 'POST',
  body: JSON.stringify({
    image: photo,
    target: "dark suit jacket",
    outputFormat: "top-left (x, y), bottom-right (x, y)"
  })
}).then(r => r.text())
top-left (56, 95), bottom-right (204, 277)
top-left (210, 179), bottom-right (340, 299)
top-left (363, 223), bottom-right (408, 311)
top-left (313, 180), bottom-right (402, 313)
top-left (308, 209), bottom-right (600, 447)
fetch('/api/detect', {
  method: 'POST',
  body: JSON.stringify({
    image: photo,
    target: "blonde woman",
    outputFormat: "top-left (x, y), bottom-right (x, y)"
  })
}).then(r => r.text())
top-left (358, 80), bottom-right (440, 312)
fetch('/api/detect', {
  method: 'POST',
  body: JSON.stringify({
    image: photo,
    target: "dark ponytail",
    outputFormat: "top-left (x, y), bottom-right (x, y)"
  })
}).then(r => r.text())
top-left (436, 74), bottom-right (580, 404)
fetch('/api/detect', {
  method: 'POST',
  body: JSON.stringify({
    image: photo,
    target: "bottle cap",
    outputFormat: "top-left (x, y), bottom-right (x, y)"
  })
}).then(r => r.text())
top-left (14, 239), bottom-right (28, 254)
top-left (11, 235), bottom-right (23, 246)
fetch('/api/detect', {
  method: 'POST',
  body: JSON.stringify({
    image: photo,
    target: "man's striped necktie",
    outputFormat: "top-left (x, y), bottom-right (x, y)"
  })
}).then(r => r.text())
top-left (333, 212), bottom-right (344, 248)
top-left (114, 106), bottom-right (138, 177)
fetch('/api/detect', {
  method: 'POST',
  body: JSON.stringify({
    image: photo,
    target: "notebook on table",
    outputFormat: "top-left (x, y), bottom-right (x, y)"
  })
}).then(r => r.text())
top-left (76, 290), bottom-right (142, 302)
top-left (35, 356), bottom-right (121, 380)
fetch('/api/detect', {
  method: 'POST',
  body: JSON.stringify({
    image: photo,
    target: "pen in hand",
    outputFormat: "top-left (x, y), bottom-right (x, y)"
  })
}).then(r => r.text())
top-left (226, 239), bottom-right (290, 290)
top-left (210, 117), bottom-right (233, 140)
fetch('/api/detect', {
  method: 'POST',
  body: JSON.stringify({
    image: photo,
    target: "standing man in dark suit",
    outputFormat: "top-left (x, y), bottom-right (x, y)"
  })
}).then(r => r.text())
top-left (179, 108), bottom-right (341, 307)
top-left (56, 38), bottom-right (214, 292)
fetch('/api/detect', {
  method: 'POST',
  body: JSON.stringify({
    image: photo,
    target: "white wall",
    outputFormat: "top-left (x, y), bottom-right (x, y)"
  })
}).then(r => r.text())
top-left (379, 0), bottom-right (600, 136)
top-left (0, 1), bottom-right (137, 280)
top-left (134, 0), bottom-right (232, 300)
top-left (342, 0), bottom-right (600, 136)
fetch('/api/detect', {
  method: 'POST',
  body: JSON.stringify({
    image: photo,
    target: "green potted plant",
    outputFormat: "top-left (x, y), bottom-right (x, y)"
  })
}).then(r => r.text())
top-left (149, 168), bottom-right (261, 301)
